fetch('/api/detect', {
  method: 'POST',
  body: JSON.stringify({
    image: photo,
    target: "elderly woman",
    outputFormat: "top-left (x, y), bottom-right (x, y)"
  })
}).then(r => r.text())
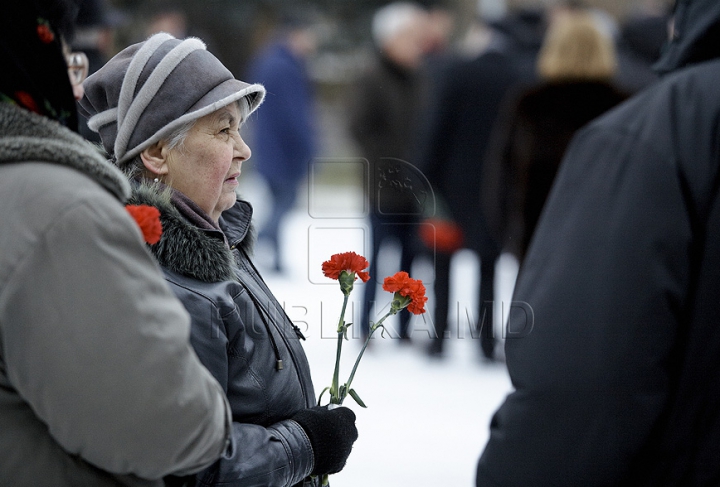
top-left (79, 33), bottom-right (357, 487)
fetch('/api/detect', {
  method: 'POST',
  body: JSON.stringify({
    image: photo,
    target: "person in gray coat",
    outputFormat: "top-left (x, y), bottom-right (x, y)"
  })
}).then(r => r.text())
top-left (0, 2), bottom-right (233, 486)
top-left (80, 33), bottom-right (358, 487)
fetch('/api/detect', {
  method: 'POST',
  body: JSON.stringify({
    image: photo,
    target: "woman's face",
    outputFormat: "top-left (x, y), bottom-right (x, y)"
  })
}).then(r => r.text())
top-left (62, 41), bottom-right (88, 101)
top-left (164, 103), bottom-right (251, 222)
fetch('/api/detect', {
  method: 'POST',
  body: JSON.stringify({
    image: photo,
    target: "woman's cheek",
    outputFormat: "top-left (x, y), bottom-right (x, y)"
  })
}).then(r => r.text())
top-left (213, 147), bottom-right (234, 181)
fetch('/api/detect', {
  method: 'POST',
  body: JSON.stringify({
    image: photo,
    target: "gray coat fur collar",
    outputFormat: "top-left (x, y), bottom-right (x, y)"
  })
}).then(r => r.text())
top-left (129, 181), bottom-right (255, 283)
top-left (0, 102), bottom-right (130, 201)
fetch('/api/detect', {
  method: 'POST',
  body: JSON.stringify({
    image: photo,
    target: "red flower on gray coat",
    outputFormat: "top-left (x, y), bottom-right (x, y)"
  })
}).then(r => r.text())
top-left (126, 205), bottom-right (162, 244)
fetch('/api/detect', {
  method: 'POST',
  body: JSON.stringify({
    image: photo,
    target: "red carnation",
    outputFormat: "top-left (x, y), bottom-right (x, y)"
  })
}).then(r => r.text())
top-left (383, 271), bottom-right (427, 315)
top-left (382, 271), bottom-right (412, 294)
top-left (37, 22), bottom-right (55, 44)
top-left (322, 252), bottom-right (370, 283)
top-left (126, 205), bottom-right (162, 245)
top-left (419, 218), bottom-right (464, 253)
top-left (406, 281), bottom-right (428, 314)
top-left (15, 91), bottom-right (39, 114)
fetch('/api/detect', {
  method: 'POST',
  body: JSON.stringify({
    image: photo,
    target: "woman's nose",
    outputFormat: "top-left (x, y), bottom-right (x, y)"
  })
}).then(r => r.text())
top-left (235, 135), bottom-right (251, 161)
top-left (72, 83), bottom-right (84, 101)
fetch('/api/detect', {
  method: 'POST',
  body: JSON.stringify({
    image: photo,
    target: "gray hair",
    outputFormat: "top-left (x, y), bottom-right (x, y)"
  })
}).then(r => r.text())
top-left (371, 2), bottom-right (425, 48)
top-left (120, 98), bottom-right (251, 178)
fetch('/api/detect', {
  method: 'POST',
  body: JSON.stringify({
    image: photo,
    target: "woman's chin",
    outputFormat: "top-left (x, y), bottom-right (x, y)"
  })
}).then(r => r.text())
top-left (216, 192), bottom-right (238, 215)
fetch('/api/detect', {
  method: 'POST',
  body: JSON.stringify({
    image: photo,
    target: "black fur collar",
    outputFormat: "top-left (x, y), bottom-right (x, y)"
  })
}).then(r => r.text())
top-left (129, 181), bottom-right (254, 283)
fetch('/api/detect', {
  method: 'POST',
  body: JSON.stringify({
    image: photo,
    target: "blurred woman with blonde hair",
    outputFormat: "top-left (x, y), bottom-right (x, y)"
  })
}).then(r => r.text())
top-left (483, 10), bottom-right (628, 261)
top-left (537, 11), bottom-right (618, 81)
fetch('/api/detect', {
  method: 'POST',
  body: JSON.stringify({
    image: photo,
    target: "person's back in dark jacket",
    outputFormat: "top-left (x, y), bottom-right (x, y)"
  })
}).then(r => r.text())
top-left (419, 23), bottom-right (523, 358)
top-left (477, 0), bottom-right (720, 484)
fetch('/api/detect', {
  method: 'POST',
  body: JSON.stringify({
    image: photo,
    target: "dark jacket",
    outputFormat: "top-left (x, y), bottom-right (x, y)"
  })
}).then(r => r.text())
top-left (129, 184), bottom-right (318, 487)
top-left (476, 0), bottom-right (720, 485)
top-left (420, 47), bottom-right (521, 257)
top-left (246, 42), bottom-right (316, 186)
top-left (483, 80), bottom-right (627, 259)
top-left (347, 54), bottom-right (427, 216)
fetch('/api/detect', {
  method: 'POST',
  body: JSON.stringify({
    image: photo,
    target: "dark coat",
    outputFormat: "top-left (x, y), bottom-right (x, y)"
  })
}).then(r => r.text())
top-left (483, 80), bottom-right (627, 259)
top-left (129, 184), bottom-right (319, 487)
top-left (347, 54), bottom-right (427, 216)
top-left (420, 47), bottom-right (521, 257)
top-left (476, 0), bottom-right (720, 485)
top-left (246, 43), bottom-right (316, 186)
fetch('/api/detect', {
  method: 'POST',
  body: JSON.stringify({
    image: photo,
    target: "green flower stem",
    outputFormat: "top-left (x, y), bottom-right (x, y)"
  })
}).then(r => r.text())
top-left (330, 293), bottom-right (350, 404)
top-left (338, 308), bottom-right (395, 405)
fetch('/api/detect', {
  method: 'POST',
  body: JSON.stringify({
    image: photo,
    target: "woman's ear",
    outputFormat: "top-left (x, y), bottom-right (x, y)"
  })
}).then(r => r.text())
top-left (140, 141), bottom-right (170, 177)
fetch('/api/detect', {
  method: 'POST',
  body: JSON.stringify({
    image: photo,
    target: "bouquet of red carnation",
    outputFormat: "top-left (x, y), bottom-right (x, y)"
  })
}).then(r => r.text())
top-left (319, 252), bottom-right (427, 409)
top-left (317, 252), bottom-right (426, 486)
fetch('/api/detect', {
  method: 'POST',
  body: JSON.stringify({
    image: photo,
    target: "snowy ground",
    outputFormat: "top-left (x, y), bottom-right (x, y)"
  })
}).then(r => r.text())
top-left (239, 174), bottom-right (518, 487)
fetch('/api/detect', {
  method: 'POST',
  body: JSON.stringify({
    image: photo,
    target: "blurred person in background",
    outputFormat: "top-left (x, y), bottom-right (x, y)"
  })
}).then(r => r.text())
top-left (0, 2), bottom-right (233, 485)
top-left (483, 10), bottom-right (627, 264)
top-left (246, 6), bottom-right (319, 274)
top-left (422, 5), bottom-right (455, 58)
top-left (418, 10), bottom-right (523, 360)
top-left (72, 0), bottom-right (122, 143)
top-left (146, 8), bottom-right (187, 38)
top-left (418, 4), bottom-right (456, 81)
top-left (347, 1), bottom-right (429, 343)
top-left (72, 0), bottom-right (119, 74)
top-left (486, 3), bottom-right (545, 81)
top-left (80, 32), bottom-right (357, 486)
top-left (477, 0), bottom-right (720, 484)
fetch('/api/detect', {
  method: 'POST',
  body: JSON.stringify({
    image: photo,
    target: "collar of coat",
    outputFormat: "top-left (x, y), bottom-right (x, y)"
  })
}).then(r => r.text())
top-left (129, 180), bottom-right (255, 283)
top-left (0, 102), bottom-right (130, 201)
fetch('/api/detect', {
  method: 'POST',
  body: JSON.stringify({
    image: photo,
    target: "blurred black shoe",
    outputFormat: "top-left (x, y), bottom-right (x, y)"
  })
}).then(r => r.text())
top-left (398, 335), bottom-right (413, 346)
top-left (481, 335), bottom-right (495, 361)
top-left (426, 338), bottom-right (444, 358)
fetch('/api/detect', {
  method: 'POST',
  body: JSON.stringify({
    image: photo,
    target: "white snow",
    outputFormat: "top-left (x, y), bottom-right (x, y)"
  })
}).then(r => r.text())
top-left (240, 174), bottom-right (517, 487)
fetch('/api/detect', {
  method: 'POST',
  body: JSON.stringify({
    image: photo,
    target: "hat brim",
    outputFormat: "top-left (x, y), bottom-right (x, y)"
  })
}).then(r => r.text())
top-left (120, 81), bottom-right (265, 164)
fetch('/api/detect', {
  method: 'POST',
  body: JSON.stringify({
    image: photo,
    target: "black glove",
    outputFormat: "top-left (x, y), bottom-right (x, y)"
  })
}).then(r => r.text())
top-left (292, 406), bottom-right (358, 476)
top-left (163, 474), bottom-right (195, 487)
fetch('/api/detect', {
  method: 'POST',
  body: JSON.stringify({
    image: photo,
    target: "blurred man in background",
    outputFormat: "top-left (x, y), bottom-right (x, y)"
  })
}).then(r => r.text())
top-left (347, 1), bottom-right (429, 343)
top-left (247, 7), bottom-right (319, 274)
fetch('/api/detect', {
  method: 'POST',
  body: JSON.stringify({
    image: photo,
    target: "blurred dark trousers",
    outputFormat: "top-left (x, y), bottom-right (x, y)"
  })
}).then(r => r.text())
top-left (360, 214), bottom-right (417, 339)
top-left (259, 178), bottom-right (299, 271)
top-left (432, 249), bottom-right (496, 358)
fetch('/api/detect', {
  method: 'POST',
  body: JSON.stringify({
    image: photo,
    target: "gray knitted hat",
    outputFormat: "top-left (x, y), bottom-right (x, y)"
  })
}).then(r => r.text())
top-left (79, 32), bottom-right (265, 165)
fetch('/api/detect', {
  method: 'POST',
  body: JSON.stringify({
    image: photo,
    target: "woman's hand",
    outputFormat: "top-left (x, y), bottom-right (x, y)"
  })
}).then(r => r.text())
top-left (291, 406), bottom-right (358, 475)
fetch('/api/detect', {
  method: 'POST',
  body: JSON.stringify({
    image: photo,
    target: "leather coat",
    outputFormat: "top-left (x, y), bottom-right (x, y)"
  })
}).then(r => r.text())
top-left (129, 183), bottom-right (319, 487)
